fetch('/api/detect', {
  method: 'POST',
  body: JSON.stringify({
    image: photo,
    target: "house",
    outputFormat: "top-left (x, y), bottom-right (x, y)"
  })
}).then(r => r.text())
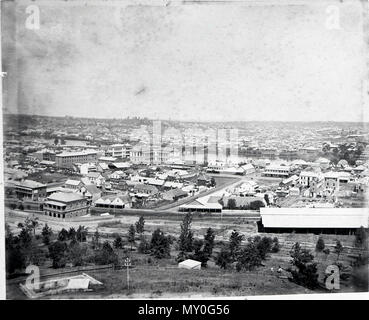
top-left (280, 175), bottom-right (299, 187)
top-left (162, 188), bottom-right (188, 201)
top-left (43, 192), bottom-right (89, 219)
top-left (132, 184), bottom-right (159, 197)
top-left (78, 184), bottom-right (102, 203)
top-left (94, 194), bottom-right (131, 209)
top-left (64, 179), bottom-right (84, 190)
top-left (179, 197), bottom-right (222, 213)
top-left (241, 163), bottom-right (255, 175)
top-left (86, 172), bottom-right (105, 187)
top-left (197, 173), bottom-right (212, 186)
top-left (299, 171), bottom-right (323, 187)
top-left (213, 196), bottom-right (265, 210)
top-left (178, 259), bottom-right (201, 270)
top-left (14, 180), bottom-right (47, 201)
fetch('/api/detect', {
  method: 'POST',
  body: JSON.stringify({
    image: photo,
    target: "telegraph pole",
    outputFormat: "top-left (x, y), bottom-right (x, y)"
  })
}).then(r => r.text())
top-left (124, 257), bottom-right (131, 291)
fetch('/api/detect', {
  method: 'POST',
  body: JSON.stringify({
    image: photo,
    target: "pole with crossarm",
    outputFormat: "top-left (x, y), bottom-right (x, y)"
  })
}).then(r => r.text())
top-left (124, 257), bottom-right (131, 291)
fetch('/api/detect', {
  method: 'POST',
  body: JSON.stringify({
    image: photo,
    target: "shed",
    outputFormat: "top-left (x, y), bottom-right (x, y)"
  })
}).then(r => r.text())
top-left (178, 259), bottom-right (201, 270)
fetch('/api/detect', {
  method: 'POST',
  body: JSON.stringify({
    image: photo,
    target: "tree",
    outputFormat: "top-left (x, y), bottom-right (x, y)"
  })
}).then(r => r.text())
top-left (271, 237), bottom-right (280, 253)
top-left (229, 230), bottom-right (244, 261)
top-left (94, 241), bottom-right (118, 265)
top-left (138, 235), bottom-right (150, 254)
top-left (6, 230), bottom-right (27, 274)
top-left (210, 177), bottom-right (216, 187)
top-left (68, 227), bottom-right (77, 241)
top-left (76, 225), bottom-right (88, 242)
top-left (354, 227), bottom-right (368, 249)
top-left (92, 230), bottom-right (100, 249)
top-left (203, 228), bottom-right (215, 263)
top-left (236, 242), bottom-right (262, 272)
top-left (264, 194), bottom-right (270, 206)
top-left (67, 241), bottom-right (86, 266)
top-left (54, 137), bottom-right (59, 145)
top-left (215, 247), bottom-right (232, 270)
top-left (255, 236), bottom-right (273, 260)
top-left (150, 229), bottom-right (171, 259)
top-left (41, 224), bottom-right (52, 245)
top-left (351, 252), bottom-right (369, 291)
top-left (135, 216), bottom-right (145, 235)
top-left (249, 200), bottom-right (265, 210)
top-left (334, 240), bottom-right (344, 261)
top-left (48, 241), bottom-right (68, 268)
top-left (113, 235), bottom-right (124, 249)
top-left (227, 198), bottom-right (237, 210)
top-left (315, 237), bottom-right (325, 252)
top-left (58, 228), bottom-right (69, 242)
top-left (128, 225), bottom-right (136, 251)
top-left (289, 242), bottom-right (319, 290)
top-left (178, 213), bottom-right (194, 252)
top-left (18, 217), bottom-right (39, 237)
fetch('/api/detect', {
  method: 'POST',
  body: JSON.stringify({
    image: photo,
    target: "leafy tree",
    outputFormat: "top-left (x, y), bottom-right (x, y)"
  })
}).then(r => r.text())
top-left (249, 200), bottom-right (265, 210)
top-left (227, 198), bottom-right (237, 210)
top-left (271, 237), bottom-right (280, 253)
top-left (76, 225), bottom-right (88, 242)
top-left (334, 240), bottom-right (344, 261)
top-left (236, 242), bottom-right (262, 272)
top-left (215, 247), bottom-right (232, 270)
top-left (351, 252), bottom-right (369, 291)
top-left (6, 230), bottom-right (26, 274)
top-left (92, 230), bottom-right (101, 249)
top-left (255, 236), bottom-right (273, 260)
top-left (41, 224), bottom-right (52, 245)
top-left (67, 241), bottom-right (86, 266)
top-left (135, 216), bottom-right (145, 234)
top-left (354, 227), bottom-right (368, 249)
top-left (128, 225), bottom-right (136, 251)
top-left (94, 241), bottom-right (118, 265)
top-left (58, 228), bottom-right (69, 242)
top-left (229, 230), bottom-right (244, 261)
top-left (178, 213), bottom-right (194, 252)
top-left (203, 228), bottom-right (215, 260)
top-left (210, 177), bottom-right (216, 187)
top-left (289, 242), bottom-right (319, 290)
top-left (68, 227), bottom-right (77, 241)
top-left (113, 235), bottom-right (124, 249)
top-left (150, 229), bottom-right (171, 259)
top-left (138, 235), bottom-right (150, 254)
top-left (264, 194), bottom-right (270, 206)
top-left (315, 237), bottom-right (325, 252)
top-left (48, 241), bottom-right (68, 268)
top-left (18, 217), bottom-right (39, 237)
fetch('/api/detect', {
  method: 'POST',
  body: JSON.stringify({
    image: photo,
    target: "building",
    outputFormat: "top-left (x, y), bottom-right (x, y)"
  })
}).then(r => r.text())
top-left (105, 144), bottom-right (131, 159)
top-left (259, 207), bottom-right (369, 235)
top-left (14, 180), bottom-right (47, 201)
top-left (64, 179), bottom-right (84, 190)
top-left (43, 192), bottom-right (89, 219)
top-left (179, 197), bottom-right (222, 213)
top-left (299, 171), bottom-right (322, 187)
top-left (55, 150), bottom-right (98, 168)
top-left (162, 188), bottom-right (188, 201)
top-left (178, 259), bottom-right (201, 270)
top-left (94, 194), bottom-right (131, 209)
top-left (263, 165), bottom-right (291, 178)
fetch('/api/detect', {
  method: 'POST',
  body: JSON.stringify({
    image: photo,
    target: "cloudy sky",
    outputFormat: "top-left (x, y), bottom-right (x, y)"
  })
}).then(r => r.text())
top-left (2, 0), bottom-right (367, 122)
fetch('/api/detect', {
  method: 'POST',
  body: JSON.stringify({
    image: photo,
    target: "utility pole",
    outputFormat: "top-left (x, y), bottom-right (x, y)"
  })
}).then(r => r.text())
top-left (124, 257), bottom-right (131, 291)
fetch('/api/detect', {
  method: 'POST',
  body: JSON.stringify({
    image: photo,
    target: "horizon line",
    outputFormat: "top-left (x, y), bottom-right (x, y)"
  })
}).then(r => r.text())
top-left (3, 112), bottom-right (369, 124)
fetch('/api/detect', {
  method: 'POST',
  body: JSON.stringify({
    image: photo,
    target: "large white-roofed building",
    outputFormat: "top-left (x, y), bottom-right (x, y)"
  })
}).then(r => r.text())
top-left (259, 207), bottom-right (369, 235)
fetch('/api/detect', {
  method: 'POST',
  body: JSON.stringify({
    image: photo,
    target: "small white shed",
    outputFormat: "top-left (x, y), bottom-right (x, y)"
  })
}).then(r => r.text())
top-left (178, 259), bottom-right (201, 270)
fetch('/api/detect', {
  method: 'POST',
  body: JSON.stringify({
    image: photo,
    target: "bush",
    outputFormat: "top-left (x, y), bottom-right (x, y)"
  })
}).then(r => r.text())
top-left (315, 237), bottom-right (325, 252)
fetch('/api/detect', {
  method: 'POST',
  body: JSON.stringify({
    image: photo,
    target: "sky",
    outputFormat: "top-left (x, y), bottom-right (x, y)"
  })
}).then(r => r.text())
top-left (2, 0), bottom-right (367, 122)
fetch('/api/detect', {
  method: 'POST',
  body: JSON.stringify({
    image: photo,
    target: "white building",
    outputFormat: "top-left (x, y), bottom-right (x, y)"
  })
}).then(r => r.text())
top-left (260, 207), bottom-right (369, 234)
top-left (263, 165), bottom-right (291, 178)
